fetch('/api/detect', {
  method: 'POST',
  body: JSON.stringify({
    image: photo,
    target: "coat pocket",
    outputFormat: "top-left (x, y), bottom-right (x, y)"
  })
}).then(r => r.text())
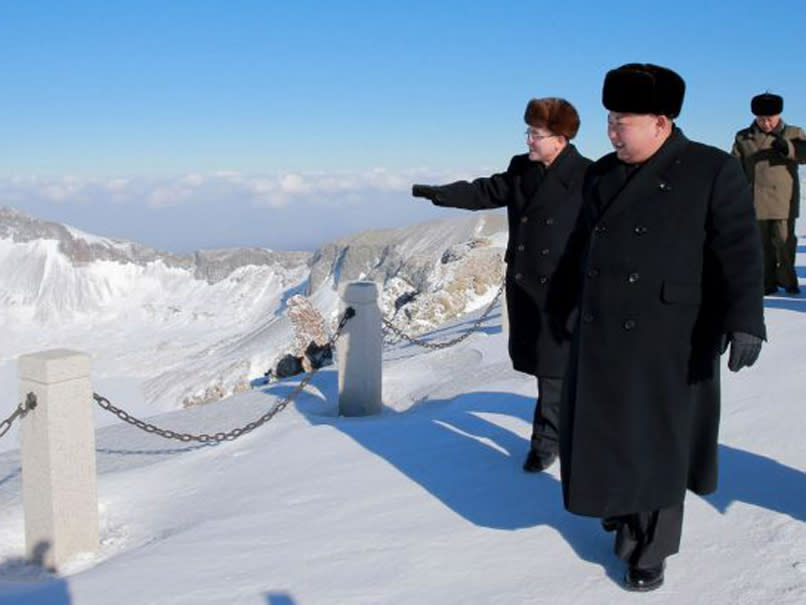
top-left (661, 281), bottom-right (702, 305)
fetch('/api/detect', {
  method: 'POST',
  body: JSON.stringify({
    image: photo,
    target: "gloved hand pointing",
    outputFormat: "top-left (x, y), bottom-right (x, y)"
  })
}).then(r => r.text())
top-left (723, 331), bottom-right (763, 372)
top-left (412, 184), bottom-right (442, 203)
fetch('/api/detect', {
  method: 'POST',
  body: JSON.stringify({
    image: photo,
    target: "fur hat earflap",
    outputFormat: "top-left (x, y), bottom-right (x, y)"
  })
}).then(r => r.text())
top-left (602, 63), bottom-right (685, 118)
top-left (524, 97), bottom-right (580, 140)
top-left (751, 93), bottom-right (783, 116)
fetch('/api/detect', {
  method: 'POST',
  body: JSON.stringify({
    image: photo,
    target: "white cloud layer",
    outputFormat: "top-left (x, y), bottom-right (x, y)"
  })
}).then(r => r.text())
top-left (0, 168), bottom-right (476, 210)
top-left (0, 168), bottom-right (486, 252)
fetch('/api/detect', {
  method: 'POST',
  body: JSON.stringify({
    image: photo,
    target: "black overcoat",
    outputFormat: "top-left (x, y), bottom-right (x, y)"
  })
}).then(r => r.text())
top-left (548, 130), bottom-right (766, 517)
top-left (430, 145), bottom-right (591, 377)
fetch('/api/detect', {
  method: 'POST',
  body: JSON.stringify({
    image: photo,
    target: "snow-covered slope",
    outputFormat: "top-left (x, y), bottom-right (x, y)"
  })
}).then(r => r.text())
top-left (0, 207), bottom-right (314, 421)
top-left (0, 245), bottom-right (804, 603)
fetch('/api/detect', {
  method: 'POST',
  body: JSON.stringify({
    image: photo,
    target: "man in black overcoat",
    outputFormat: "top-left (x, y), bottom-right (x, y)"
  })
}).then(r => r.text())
top-left (412, 98), bottom-right (591, 472)
top-left (548, 64), bottom-right (766, 592)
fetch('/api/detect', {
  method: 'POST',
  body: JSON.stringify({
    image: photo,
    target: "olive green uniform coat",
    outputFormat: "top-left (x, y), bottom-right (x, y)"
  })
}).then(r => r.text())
top-left (731, 121), bottom-right (806, 220)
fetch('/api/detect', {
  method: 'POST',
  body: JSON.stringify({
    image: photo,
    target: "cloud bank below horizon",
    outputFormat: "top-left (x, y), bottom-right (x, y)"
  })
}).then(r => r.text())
top-left (0, 168), bottom-right (493, 253)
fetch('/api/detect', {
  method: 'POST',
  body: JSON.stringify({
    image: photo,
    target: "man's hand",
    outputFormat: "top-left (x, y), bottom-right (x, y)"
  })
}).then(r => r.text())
top-left (412, 184), bottom-right (442, 202)
top-left (723, 331), bottom-right (763, 372)
top-left (771, 135), bottom-right (790, 156)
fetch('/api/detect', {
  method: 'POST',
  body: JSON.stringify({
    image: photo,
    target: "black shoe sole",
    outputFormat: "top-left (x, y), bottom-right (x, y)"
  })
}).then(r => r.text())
top-left (623, 565), bottom-right (665, 592)
top-left (623, 573), bottom-right (664, 592)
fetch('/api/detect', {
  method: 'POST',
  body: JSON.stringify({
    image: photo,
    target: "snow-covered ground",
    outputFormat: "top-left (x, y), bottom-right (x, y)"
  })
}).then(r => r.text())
top-left (0, 238), bottom-right (804, 604)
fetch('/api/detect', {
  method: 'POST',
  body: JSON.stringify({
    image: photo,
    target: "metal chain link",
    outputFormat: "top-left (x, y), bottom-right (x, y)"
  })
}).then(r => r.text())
top-left (93, 307), bottom-right (355, 443)
top-left (0, 393), bottom-right (38, 440)
top-left (382, 281), bottom-right (504, 350)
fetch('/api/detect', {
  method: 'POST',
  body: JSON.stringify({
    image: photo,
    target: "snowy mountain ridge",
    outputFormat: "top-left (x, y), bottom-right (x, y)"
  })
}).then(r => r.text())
top-left (0, 207), bottom-right (507, 412)
top-left (0, 206), bottom-right (311, 282)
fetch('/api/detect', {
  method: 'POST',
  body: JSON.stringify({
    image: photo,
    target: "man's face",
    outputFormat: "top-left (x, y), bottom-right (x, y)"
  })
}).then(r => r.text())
top-left (755, 114), bottom-right (781, 133)
top-left (525, 125), bottom-right (563, 165)
top-left (607, 112), bottom-right (666, 164)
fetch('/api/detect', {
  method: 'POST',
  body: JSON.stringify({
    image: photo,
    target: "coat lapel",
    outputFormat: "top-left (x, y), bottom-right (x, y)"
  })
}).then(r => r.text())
top-left (597, 129), bottom-right (690, 221)
top-left (508, 159), bottom-right (540, 213)
top-left (592, 160), bottom-right (625, 214)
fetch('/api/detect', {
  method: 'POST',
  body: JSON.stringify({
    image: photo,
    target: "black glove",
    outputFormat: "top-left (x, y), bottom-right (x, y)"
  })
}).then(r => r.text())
top-left (723, 331), bottom-right (763, 372)
top-left (412, 184), bottom-right (442, 203)
top-left (771, 135), bottom-right (789, 156)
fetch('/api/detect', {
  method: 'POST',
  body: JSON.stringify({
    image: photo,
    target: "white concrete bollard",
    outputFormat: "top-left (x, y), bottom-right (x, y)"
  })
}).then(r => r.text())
top-left (338, 281), bottom-right (382, 416)
top-left (18, 349), bottom-right (98, 570)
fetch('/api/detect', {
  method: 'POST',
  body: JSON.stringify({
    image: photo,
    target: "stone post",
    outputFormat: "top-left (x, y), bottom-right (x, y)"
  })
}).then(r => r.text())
top-left (338, 281), bottom-right (382, 416)
top-left (18, 349), bottom-right (98, 570)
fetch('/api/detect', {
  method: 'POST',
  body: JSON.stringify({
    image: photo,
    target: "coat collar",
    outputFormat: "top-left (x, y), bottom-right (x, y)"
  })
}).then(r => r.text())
top-left (749, 120), bottom-right (787, 136)
top-left (595, 127), bottom-right (689, 221)
top-left (545, 144), bottom-right (582, 189)
top-left (519, 144), bottom-right (584, 213)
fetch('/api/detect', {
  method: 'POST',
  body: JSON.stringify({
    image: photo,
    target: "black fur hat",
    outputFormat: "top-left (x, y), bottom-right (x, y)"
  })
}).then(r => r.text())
top-left (602, 63), bottom-right (685, 118)
top-left (751, 93), bottom-right (783, 116)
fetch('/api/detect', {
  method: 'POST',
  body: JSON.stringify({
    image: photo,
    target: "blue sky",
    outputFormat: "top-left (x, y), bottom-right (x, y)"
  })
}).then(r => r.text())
top-left (1, 1), bottom-right (804, 251)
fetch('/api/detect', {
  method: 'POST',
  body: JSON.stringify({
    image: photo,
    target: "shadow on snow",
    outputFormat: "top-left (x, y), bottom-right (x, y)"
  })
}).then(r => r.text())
top-left (293, 380), bottom-right (805, 580)
top-left (705, 444), bottom-right (806, 522)
top-left (0, 543), bottom-right (72, 605)
top-left (302, 387), bottom-right (619, 579)
top-left (763, 292), bottom-right (806, 312)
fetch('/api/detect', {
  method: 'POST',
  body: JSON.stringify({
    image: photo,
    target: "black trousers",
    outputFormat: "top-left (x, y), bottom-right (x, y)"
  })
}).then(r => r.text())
top-left (530, 377), bottom-right (562, 453)
top-left (759, 219), bottom-right (798, 291)
top-left (611, 502), bottom-right (684, 568)
top-left (780, 216), bottom-right (798, 287)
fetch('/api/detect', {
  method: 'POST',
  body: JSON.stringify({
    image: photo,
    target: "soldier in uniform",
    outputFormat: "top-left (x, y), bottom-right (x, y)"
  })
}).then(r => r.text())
top-left (548, 64), bottom-right (766, 591)
top-left (412, 97), bottom-right (591, 473)
top-left (732, 92), bottom-right (806, 295)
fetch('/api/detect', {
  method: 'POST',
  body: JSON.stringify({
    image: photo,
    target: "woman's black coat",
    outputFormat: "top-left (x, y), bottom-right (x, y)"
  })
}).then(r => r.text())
top-left (548, 129), bottom-right (766, 517)
top-left (429, 145), bottom-right (592, 377)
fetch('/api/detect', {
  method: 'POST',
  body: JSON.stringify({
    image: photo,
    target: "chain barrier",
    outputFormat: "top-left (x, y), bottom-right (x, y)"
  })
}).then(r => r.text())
top-left (93, 307), bottom-right (355, 443)
top-left (381, 281), bottom-right (504, 350)
top-left (4, 278), bottom-right (504, 443)
top-left (0, 393), bottom-right (38, 440)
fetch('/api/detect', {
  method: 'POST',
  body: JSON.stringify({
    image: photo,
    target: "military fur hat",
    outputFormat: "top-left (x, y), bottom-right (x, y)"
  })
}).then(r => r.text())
top-left (751, 93), bottom-right (783, 116)
top-left (524, 97), bottom-right (580, 139)
top-left (602, 63), bottom-right (685, 118)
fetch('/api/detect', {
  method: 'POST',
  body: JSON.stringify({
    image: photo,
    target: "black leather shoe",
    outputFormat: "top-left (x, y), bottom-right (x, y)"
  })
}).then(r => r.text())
top-left (785, 285), bottom-right (801, 295)
top-left (522, 449), bottom-right (557, 472)
top-left (624, 562), bottom-right (665, 592)
top-left (764, 286), bottom-right (779, 296)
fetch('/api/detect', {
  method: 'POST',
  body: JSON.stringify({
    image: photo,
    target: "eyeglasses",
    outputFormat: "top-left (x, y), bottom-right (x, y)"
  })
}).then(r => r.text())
top-left (525, 129), bottom-right (557, 141)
